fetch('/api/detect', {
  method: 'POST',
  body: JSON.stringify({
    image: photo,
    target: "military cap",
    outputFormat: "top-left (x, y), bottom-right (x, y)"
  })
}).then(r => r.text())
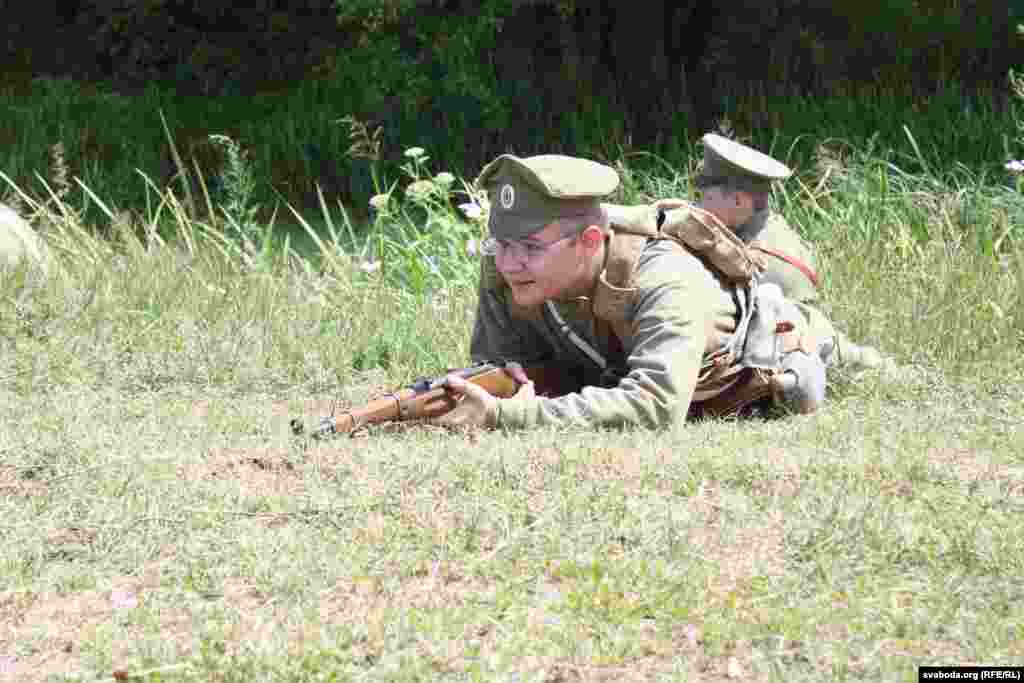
top-left (475, 154), bottom-right (619, 240)
top-left (696, 133), bottom-right (792, 194)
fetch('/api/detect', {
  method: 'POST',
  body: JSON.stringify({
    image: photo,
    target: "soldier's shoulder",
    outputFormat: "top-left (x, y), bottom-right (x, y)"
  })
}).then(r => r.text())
top-left (759, 213), bottom-right (814, 250)
top-left (762, 211), bottom-right (798, 235)
top-left (633, 237), bottom-right (722, 289)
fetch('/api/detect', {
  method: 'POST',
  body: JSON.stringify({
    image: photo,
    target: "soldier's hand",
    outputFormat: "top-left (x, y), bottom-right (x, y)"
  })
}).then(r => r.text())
top-left (503, 361), bottom-right (530, 385)
top-left (653, 198), bottom-right (690, 212)
top-left (776, 350), bottom-right (827, 414)
top-left (432, 368), bottom-right (535, 430)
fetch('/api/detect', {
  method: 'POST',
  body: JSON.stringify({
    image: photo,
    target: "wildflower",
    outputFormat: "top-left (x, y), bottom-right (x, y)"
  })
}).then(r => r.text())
top-left (466, 238), bottom-right (478, 256)
top-left (430, 291), bottom-right (450, 314)
top-left (360, 258), bottom-right (381, 273)
top-left (406, 179), bottom-right (435, 198)
top-left (369, 193), bottom-right (391, 211)
top-left (111, 590), bottom-right (138, 610)
top-left (434, 172), bottom-right (456, 186)
top-left (459, 202), bottom-right (484, 220)
top-left (404, 147), bottom-right (426, 159)
top-left (1006, 160), bottom-right (1024, 174)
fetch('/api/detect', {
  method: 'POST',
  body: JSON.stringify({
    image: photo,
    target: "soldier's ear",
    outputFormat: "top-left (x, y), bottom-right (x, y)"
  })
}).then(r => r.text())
top-left (579, 225), bottom-right (605, 250)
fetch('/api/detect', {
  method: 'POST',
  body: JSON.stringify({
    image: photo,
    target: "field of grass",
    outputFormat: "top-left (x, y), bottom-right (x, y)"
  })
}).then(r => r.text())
top-left (3, 81), bottom-right (1024, 680)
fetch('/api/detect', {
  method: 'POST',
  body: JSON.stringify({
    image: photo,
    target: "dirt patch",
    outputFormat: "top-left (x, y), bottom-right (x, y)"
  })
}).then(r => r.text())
top-left (927, 447), bottom-right (1024, 495)
top-left (312, 562), bottom-right (500, 668)
top-left (658, 626), bottom-right (773, 682)
top-left (523, 446), bottom-right (674, 517)
top-left (577, 447), bottom-right (675, 495)
top-left (862, 464), bottom-right (915, 499)
top-left (396, 480), bottom-right (495, 550)
top-left (176, 447), bottom-right (303, 499)
top-left (524, 447), bottom-right (563, 516)
top-left (46, 527), bottom-right (97, 547)
top-left (687, 481), bottom-right (786, 607)
top-left (749, 448), bottom-right (802, 499)
top-left (877, 638), bottom-right (965, 660)
top-left (816, 622), bottom-right (851, 641)
top-left (0, 464), bottom-right (49, 498)
top-left (0, 551), bottom-right (186, 682)
top-left (213, 576), bottom-right (294, 655)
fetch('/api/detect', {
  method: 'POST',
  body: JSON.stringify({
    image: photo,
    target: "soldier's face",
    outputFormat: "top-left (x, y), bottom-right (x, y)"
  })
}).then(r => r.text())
top-left (495, 221), bottom-right (590, 306)
top-left (700, 187), bottom-right (755, 227)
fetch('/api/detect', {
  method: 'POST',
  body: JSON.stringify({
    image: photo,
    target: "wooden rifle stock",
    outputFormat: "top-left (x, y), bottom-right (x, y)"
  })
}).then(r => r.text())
top-left (292, 362), bottom-right (580, 439)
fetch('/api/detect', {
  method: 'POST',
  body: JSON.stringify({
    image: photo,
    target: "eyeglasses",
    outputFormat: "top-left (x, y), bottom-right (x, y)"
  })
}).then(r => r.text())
top-left (480, 234), bottom-right (575, 262)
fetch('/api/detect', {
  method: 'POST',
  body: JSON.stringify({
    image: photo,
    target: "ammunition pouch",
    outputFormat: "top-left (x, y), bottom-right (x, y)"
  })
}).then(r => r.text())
top-left (691, 283), bottom-right (827, 417)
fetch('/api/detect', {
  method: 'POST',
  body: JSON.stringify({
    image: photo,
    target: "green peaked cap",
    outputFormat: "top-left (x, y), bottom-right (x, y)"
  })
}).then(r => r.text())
top-left (475, 154), bottom-right (620, 240)
top-left (697, 133), bottom-right (792, 194)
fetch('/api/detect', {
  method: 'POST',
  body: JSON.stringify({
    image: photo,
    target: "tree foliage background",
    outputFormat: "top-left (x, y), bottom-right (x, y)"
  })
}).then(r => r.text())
top-left (2, 0), bottom-right (1022, 210)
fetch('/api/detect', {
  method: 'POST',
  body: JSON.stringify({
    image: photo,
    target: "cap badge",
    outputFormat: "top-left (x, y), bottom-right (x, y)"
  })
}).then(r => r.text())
top-left (499, 184), bottom-right (515, 209)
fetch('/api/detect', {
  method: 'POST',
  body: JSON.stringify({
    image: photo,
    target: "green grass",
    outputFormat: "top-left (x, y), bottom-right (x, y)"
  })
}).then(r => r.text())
top-left (1, 74), bottom-right (1018, 233)
top-left (2, 116), bottom-right (1024, 681)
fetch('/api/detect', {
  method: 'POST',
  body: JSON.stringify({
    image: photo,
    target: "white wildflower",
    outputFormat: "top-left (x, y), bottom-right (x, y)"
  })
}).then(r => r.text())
top-left (1006, 160), bottom-right (1024, 174)
top-left (458, 202), bottom-right (483, 219)
top-left (406, 179), bottom-right (435, 198)
top-left (111, 589), bottom-right (138, 610)
top-left (360, 259), bottom-right (381, 273)
top-left (434, 172), bottom-right (455, 186)
top-left (369, 193), bottom-right (390, 211)
top-left (430, 291), bottom-right (450, 314)
top-left (466, 238), bottom-right (478, 256)
top-left (404, 147), bottom-right (426, 159)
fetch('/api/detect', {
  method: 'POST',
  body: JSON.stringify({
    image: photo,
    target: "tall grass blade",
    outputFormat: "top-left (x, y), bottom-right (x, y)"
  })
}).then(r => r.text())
top-left (159, 108), bottom-right (196, 218)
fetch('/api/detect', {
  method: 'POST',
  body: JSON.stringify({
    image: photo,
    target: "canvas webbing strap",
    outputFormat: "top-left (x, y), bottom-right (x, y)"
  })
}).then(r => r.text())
top-left (545, 301), bottom-right (607, 370)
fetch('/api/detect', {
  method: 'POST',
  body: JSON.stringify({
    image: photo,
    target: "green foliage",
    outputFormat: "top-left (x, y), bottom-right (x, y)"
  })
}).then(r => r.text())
top-left (333, 0), bottom-right (418, 30)
top-left (207, 133), bottom-right (268, 263)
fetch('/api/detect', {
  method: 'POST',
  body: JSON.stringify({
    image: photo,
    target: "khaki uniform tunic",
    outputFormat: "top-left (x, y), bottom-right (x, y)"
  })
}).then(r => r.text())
top-left (738, 210), bottom-right (838, 350)
top-left (470, 239), bottom-right (738, 429)
top-left (739, 211), bottom-right (819, 305)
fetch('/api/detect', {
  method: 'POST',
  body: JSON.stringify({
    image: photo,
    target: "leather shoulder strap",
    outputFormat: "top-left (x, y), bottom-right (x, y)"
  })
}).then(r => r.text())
top-left (749, 242), bottom-right (820, 288)
top-left (592, 231), bottom-right (647, 325)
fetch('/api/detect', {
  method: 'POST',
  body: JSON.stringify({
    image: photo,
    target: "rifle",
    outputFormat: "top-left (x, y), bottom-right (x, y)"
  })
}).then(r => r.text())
top-left (290, 361), bottom-right (582, 439)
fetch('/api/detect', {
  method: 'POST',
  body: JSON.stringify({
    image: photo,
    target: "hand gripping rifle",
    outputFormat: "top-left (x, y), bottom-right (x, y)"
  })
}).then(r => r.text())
top-left (290, 361), bottom-right (581, 439)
